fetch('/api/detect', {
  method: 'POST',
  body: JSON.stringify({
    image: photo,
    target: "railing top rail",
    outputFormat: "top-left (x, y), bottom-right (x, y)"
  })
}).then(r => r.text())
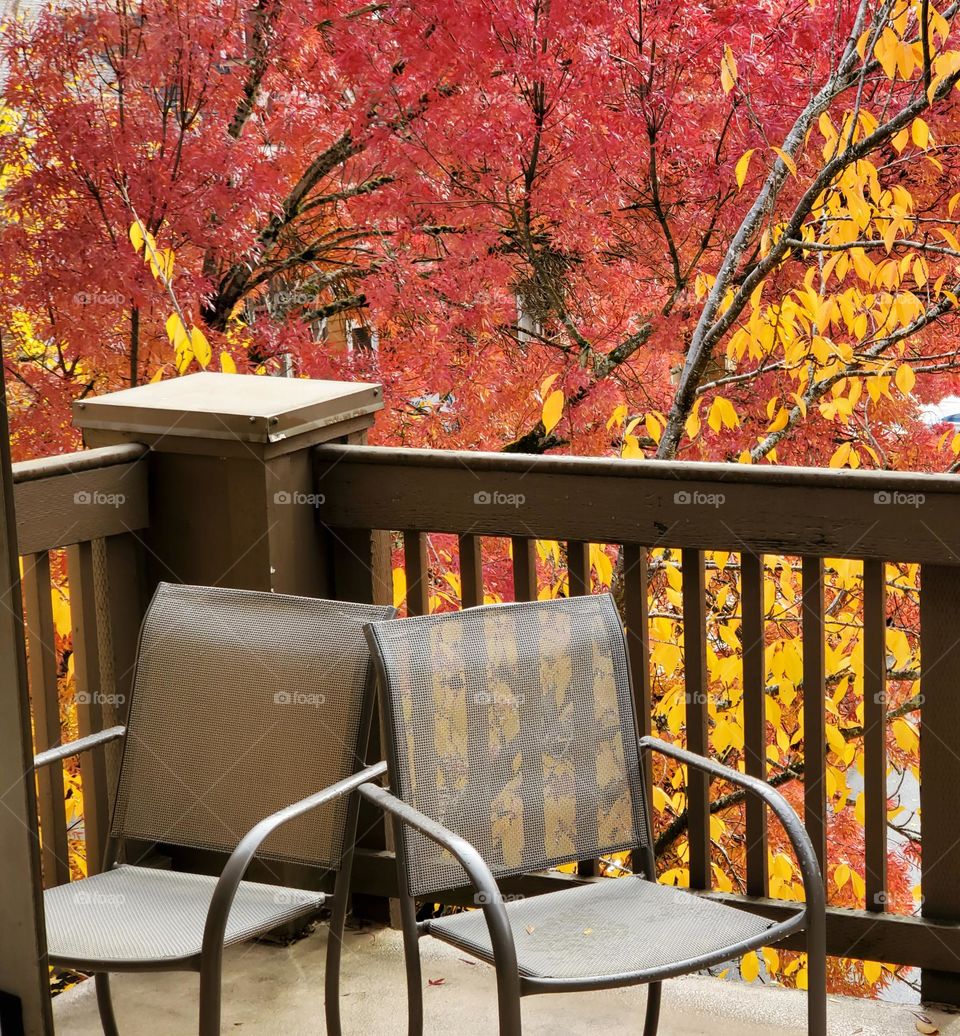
top-left (314, 443), bottom-right (960, 495)
top-left (12, 443), bottom-right (148, 486)
top-left (314, 443), bottom-right (960, 562)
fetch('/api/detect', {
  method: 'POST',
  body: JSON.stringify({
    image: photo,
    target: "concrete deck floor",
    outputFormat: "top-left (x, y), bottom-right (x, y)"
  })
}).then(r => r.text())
top-left (52, 921), bottom-right (957, 1035)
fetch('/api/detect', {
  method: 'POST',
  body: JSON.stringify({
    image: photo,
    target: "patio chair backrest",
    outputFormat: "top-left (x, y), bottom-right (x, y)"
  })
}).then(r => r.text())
top-left (111, 582), bottom-right (395, 868)
top-left (365, 593), bottom-right (648, 897)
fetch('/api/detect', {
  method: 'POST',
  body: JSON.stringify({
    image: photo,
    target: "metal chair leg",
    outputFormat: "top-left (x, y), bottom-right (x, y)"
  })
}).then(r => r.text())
top-left (325, 863), bottom-right (353, 1036)
top-left (807, 944), bottom-right (827, 1035)
top-left (197, 946), bottom-right (224, 1036)
top-left (494, 984), bottom-right (522, 1036)
top-left (398, 889), bottom-right (424, 1036)
top-left (94, 972), bottom-right (120, 1036)
top-left (642, 981), bottom-right (662, 1036)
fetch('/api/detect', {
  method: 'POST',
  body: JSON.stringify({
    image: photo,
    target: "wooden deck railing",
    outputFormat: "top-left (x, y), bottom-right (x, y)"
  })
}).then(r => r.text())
top-left (13, 443), bottom-right (149, 886)
top-left (313, 442), bottom-right (960, 1003)
top-left (16, 413), bottom-right (960, 1005)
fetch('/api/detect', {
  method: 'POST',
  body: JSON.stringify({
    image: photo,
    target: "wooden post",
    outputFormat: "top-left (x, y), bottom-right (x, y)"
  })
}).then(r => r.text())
top-left (73, 373), bottom-right (383, 598)
top-left (0, 365), bottom-right (54, 1035)
top-left (919, 564), bottom-right (960, 1007)
top-left (73, 372), bottom-right (384, 903)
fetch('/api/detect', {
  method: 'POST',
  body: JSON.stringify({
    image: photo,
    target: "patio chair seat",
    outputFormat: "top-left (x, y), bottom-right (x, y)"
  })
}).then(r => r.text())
top-left (428, 875), bottom-right (780, 981)
top-left (45, 864), bottom-right (325, 967)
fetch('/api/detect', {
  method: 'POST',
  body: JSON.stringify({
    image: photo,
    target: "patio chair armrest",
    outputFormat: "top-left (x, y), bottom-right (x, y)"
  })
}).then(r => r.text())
top-left (201, 759), bottom-right (388, 958)
top-left (33, 725), bottom-right (126, 768)
top-left (639, 735), bottom-right (825, 919)
top-left (359, 783), bottom-right (520, 976)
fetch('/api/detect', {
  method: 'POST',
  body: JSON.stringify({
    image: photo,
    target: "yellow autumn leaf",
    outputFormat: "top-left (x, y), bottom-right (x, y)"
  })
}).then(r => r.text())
top-left (542, 388), bottom-right (564, 434)
top-left (607, 403), bottom-right (628, 430)
top-left (912, 117), bottom-right (930, 149)
top-left (720, 44), bottom-right (738, 94)
top-left (129, 221), bottom-right (145, 254)
top-left (715, 395), bottom-right (739, 429)
top-left (165, 312), bottom-right (189, 349)
top-left (767, 406), bottom-right (789, 433)
top-left (645, 413), bottom-right (662, 443)
top-left (863, 960), bottom-right (882, 984)
top-left (895, 363), bottom-right (916, 396)
top-left (772, 147), bottom-right (797, 177)
top-left (740, 950), bottom-right (760, 983)
top-left (735, 148), bottom-right (756, 190)
top-left (190, 325), bottom-right (212, 369)
top-left (891, 127), bottom-right (910, 153)
top-left (829, 442), bottom-right (851, 468)
top-left (685, 401), bottom-right (702, 439)
top-left (220, 351), bottom-right (237, 374)
top-left (834, 862), bottom-right (851, 889)
top-left (874, 27), bottom-right (900, 80)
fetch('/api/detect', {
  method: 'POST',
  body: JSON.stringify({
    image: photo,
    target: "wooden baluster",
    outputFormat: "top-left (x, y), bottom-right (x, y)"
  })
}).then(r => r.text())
top-left (458, 534), bottom-right (483, 609)
top-left (567, 540), bottom-right (591, 596)
top-left (622, 544), bottom-right (652, 744)
top-left (682, 548), bottom-right (711, 891)
top-left (511, 538), bottom-right (537, 602)
top-left (919, 563), bottom-right (960, 1005)
top-left (566, 539), bottom-right (596, 873)
top-left (22, 551), bottom-right (69, 887)
top-left (863, 558), bottom-right (887, 912)
top-left (66, 541), bottom-right (109, 876)
top-left (801, 556), bottom-right (827, 879)
top-left (622, 544), bottom-right (653, 870)
top-left (741, 552), bottom-right (768, 898)
top-left (403, 531), bottom-right (429, 616)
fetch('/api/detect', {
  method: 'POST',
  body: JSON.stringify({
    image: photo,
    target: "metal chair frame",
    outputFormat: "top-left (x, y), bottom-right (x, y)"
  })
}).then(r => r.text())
top-left (35, 585), bottom-right (393, 1036)
top-left (349, 596), bottom-right (826, 1036)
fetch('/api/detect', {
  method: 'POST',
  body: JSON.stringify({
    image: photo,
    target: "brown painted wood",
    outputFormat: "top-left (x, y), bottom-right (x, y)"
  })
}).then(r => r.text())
top-left (314, 445), bottom-right (960, 563)
top-left (622, 544), bottom-right (653, 863)
top-left (741, 552), bottom-right (768, 898)
top-left (328, 522), bottom-right (395, 923)
top-left (0, 367), bottom-right (55, 1033)
top-left (622, 546), bottom-right (651, 741)
top-left (102, 533), bottom-right (147, 713)
top-left (863, 559), bottom-right (887, 913)
top-left (459, 534), bottom-right (484, 608)
top-left (706, 892), bottom-right (960, 974)
top-left (920, 564), bottom-right (960, 1006)
top-left (566, 539), bottom-right (597, 876)
top-left (66, 541), bottom-right (110, 876)
top-left (331, 528), bottom-right (393, 608)
top-left (511, 538), bottom-right (537, 601)
top-left (403, 531), bottom-right (429, 616)
top-left (682, 548), bottom-right (710, 891)
top-left (801, 556), bottom-right (827, 879)
top-left (21, 552), bottom-right (69, 888)
top-left (567, 540), bottom-right (590, 596)
top-left (13, 460), bottom-right (148, 555)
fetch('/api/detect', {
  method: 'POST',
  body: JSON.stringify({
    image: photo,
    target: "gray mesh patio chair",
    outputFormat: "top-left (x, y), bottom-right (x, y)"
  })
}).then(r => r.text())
top-left (33, 581), bottom-right (394, 1036)
top-left (354, 593), bottom-right (826, 1036)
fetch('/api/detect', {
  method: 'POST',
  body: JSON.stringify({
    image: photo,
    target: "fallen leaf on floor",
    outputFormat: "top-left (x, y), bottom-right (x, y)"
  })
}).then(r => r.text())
top-left (428, 978), bottom-right (446, 987)
top-left (913, 1013), bottom-right (939, 1035)
top-left (583, 928), bottom-right (593, 935)
top-left (459, 958), bottom-right (477, 966)
top-left (525, 925), bottom-right (535, 934)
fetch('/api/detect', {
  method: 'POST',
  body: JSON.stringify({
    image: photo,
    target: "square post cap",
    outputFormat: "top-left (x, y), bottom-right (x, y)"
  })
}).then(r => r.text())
top-left (73, 372), bottom-right (383, 457)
